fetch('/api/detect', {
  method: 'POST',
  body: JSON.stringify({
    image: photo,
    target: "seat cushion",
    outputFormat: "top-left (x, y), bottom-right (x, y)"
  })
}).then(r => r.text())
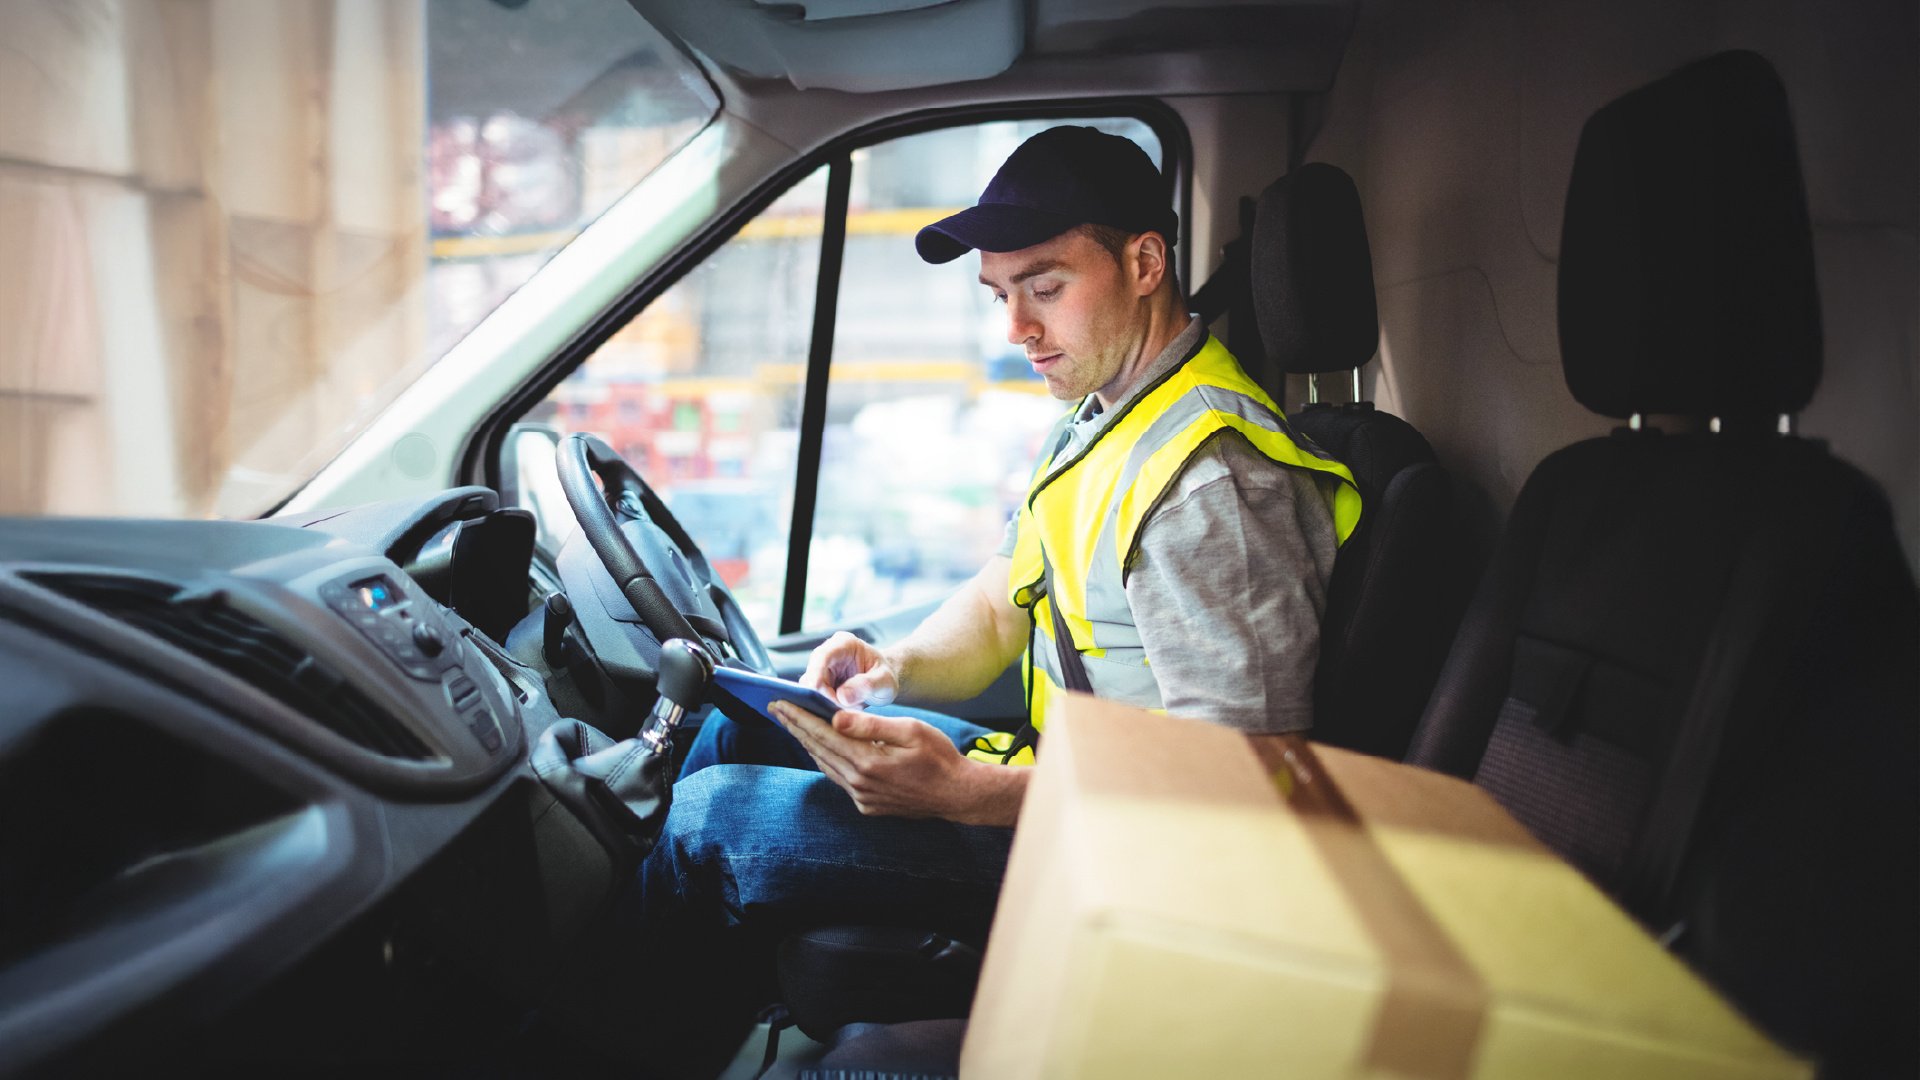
top-left (1408, 430), bottom-right (1919, 1070)
top-left (776, 926), bottom-right (980, 1042)
top-left (760, 1018), bottom-right (966, 1080)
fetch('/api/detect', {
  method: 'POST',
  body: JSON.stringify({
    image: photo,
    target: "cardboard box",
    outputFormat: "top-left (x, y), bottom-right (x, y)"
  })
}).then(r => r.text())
top-left (961, 695), bottom-right (1811, 1080)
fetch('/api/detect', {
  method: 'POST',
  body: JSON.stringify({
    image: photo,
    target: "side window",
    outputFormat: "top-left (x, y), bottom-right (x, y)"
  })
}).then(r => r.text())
top-left (524, 116), bottom-right (1167, 637)
top-left (534, 167), bottom-right (828, 632)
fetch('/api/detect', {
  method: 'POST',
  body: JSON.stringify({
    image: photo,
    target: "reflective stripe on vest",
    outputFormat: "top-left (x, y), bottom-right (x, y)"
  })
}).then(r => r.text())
top-left (1000, 333), bottom-right (1362, 747)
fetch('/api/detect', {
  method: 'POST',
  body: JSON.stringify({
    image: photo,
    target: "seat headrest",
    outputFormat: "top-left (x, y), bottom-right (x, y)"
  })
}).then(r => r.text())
top-left (1252, 162), bottom-right (1380, 375)
top-left (1558, 50), bottom-right (1821, 419)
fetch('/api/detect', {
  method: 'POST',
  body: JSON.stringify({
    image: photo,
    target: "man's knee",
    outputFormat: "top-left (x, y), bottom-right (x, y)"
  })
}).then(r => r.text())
top-left (655, 764), bottom-right (808, 871)
top-left (656, 763), bottom-right (729, 860)
top-left (646, 764), bottom-right (843, 924)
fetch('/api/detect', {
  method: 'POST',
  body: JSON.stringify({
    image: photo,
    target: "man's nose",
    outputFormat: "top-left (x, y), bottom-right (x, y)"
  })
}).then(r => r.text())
top-left (1005, 297), bottom-right (1040, 346)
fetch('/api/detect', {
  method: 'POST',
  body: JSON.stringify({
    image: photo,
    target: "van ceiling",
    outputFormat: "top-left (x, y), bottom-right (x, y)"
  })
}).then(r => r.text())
top-left (631, 0), bottom-right (1360, 93)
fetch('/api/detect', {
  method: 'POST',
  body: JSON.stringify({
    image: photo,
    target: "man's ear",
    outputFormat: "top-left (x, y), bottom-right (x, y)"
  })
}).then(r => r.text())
top-left (1130, 232), bottom-right (1169, 296)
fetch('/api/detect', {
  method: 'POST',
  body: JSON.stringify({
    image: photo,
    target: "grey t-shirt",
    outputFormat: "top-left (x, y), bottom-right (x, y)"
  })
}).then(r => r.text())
top-left (996, 318), bottom-right (1338, 733)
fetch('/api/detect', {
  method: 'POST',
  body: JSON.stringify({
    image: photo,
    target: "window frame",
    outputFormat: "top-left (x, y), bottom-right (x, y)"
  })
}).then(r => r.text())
top-left (475, 98), bottom-right (1192, 637)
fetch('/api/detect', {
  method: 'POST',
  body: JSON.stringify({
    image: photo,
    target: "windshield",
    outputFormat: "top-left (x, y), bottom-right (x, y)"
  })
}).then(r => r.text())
top-left (0, 0), bottom-right (716, 520)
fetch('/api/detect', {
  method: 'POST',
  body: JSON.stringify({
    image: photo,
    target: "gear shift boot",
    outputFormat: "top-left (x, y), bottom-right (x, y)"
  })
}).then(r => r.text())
top-left (530, 639), bottom-right (715, 872)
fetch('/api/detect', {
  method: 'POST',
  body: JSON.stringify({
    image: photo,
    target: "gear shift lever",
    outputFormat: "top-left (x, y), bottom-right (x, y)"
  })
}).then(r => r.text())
top-left (639, 637), bottom-right (717, 754)
top-left (531, 638), bottom-right (716, 872)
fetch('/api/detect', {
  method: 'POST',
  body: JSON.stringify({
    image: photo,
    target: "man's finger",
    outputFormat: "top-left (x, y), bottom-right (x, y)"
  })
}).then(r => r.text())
top-left (833, 675), bottom-right (867, 707)
top-left (806, 631), bottom-right (879, 695)
top-left (836, 670), bottom-right (898, 708)
top-left (773, 701), bottom-right (835, 750)
top-left (774, 702), bottom-right (861, 779)
top-left (799, 649), bottom-right (837, 694)
top-left (832, 710), bottom-right (921, 746)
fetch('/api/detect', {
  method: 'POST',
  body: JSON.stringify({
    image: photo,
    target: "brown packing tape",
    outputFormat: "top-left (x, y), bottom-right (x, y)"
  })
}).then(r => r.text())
top-left (1251, 736), bottom-right (1490, 1080)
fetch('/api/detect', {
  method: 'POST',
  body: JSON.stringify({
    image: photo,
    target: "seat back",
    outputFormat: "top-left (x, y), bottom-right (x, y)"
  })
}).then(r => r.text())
top-left (1250, 163), bottom-right (1460, 760)
top-left (1407, 51), bottom-right (1918, 1074)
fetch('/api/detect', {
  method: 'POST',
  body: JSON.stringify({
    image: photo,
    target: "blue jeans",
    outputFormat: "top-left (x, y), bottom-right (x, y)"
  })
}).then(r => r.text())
top-left (610, 707), bottom-right (1014, 1075)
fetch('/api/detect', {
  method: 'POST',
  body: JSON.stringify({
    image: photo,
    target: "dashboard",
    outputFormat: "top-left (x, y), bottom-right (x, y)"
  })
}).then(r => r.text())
top-left (0, 487), bottom-right (616, 1073)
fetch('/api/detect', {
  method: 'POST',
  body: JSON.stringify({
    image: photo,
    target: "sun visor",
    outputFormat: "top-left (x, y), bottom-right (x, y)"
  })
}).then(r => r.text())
top-left (634, 0), bottom-right (1025, 93)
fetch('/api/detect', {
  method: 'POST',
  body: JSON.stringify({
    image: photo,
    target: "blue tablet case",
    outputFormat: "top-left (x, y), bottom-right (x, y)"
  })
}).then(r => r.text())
top-left (708, 665), bottom-right (842, 726)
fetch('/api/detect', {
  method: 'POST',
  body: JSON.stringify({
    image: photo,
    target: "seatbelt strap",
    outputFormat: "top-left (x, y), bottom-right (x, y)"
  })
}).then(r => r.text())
top-left (1188, 235), bottom-right (1245, 325)
top-left (1620, 446), bottom-right (1844, 928)
top-left (1033, 422), bottom-right (1094, 699)
top-left (988, 558), bottom-right (1089, 766)
top-left (1189, 195), bottom-right (1257, 334)
top-left (1041, 559), bottom-right (1095, 695)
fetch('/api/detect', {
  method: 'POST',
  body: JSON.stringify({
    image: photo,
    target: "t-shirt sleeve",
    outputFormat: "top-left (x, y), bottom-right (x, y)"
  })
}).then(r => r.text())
top-left (994, 511), bottom-right (1019, 559)
top-left (1124, 433), bottom-right (1340, 733)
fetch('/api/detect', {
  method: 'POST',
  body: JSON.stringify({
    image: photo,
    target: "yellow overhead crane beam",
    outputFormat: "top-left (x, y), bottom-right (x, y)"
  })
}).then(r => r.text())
top-left (431, 207), bottom-right (963, 259)
top-left (556, 360), bottom-right (1050, 399)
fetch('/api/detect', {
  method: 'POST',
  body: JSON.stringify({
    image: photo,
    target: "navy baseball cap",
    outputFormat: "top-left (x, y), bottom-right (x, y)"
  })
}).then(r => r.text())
top-left (915, 126), bottom-right (1178, 264)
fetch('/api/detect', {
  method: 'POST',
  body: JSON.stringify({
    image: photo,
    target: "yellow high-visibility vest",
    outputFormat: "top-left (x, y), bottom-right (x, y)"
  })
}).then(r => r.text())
top-left (966, 334), bottom-right (1361, 765)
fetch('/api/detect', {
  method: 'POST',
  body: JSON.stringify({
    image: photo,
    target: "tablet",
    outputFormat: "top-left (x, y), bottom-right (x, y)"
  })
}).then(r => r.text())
top-left (708, 665), bottom-right (844, 726)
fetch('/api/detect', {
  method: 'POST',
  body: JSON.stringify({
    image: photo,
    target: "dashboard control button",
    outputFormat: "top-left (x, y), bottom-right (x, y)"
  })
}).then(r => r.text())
top-left (445, 673), bottom-right (479, 711)
top-left (411, 622), bottom-right (446, 657)
top-left (468, 710), bottom-right (501, 752)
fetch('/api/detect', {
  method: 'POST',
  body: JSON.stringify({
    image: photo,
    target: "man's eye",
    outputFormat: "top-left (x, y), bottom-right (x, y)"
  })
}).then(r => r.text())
top-left (990, 292), bottom-right (1006, 304)
top-left (1033, 285), bottom-right (1061, 301)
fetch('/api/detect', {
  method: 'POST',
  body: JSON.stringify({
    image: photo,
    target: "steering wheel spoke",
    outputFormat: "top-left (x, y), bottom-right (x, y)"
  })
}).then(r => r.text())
top-left (556, 433), bottom-right (774, 676)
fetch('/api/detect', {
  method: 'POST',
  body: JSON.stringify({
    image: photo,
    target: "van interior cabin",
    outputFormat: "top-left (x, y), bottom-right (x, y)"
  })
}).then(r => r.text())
top-left (0, 0), bottom-right (1913, 1077)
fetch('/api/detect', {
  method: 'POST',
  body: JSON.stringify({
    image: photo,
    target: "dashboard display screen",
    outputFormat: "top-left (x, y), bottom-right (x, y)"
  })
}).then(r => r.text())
top-left (351, 576), bottom-right (402, 612)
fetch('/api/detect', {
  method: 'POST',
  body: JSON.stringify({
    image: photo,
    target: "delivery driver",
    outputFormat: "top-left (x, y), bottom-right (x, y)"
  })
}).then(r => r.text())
top-left (599, 126), bottom-right (1359, 1075)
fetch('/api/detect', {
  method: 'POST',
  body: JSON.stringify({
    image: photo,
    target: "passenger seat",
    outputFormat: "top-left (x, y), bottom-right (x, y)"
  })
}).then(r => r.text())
top-left (1406, 50), bottom-right (1919, 1076)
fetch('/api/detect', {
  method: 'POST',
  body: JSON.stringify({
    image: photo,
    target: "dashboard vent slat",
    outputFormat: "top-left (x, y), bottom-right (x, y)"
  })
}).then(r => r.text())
top-left (25, 572), bottom-right (436, 761)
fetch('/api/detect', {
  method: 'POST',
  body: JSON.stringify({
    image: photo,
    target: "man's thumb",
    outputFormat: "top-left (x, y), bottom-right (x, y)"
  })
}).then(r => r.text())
top-left (835, 710), bottom-right (913, 744)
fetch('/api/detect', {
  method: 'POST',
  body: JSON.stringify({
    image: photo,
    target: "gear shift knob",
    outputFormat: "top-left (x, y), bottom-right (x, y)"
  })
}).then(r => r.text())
top-left (657, 638), bottom-right (716, 707)
top-left (640, 638), bottom-right (715, 753)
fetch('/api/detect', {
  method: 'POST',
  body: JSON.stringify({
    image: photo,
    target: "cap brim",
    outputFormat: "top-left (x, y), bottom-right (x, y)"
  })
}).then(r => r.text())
top-left (914, 203), bottom-right (1085, 264)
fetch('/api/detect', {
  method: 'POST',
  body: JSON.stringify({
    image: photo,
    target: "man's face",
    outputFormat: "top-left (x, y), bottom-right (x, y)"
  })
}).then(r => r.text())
top-left (979, 229), bottom-right (1149, 404)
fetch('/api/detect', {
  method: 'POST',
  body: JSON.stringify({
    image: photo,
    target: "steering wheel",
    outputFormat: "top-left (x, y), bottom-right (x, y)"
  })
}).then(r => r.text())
top-left (555, 432), bottom-right (773, 675)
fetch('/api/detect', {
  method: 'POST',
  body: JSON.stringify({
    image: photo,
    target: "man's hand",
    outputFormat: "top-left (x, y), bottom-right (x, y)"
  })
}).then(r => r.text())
top-left (800, 631), bottom-right (901, 708)
top-left (793, 557), bottom-right (1026, 709)
top-left (768, 701), bottom-right (1027, 826)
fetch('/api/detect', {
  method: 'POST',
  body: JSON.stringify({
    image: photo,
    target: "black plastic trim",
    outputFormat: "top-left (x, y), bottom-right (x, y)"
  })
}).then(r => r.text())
top-left (781, 153), bottom-right (853, 635)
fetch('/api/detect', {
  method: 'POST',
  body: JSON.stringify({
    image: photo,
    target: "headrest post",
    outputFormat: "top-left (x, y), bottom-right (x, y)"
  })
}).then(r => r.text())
top-left (1710, 417), bottom-right (1722, 434)
top-left (1351, 367), bottom-right (1362, 403)
top-left (1307, 373), bottom-right (1320, 405)
top-left (1629, 413), bottom-right (1643, 432)
top-left (1778, 413), bottom-right (1795, 436)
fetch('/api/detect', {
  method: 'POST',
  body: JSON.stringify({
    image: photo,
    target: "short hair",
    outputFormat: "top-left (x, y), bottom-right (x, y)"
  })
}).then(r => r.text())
top-left (1070, 223), bottom-right (1182, 298)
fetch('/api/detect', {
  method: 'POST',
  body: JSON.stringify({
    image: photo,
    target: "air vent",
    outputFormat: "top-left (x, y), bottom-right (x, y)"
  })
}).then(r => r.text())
top-left (26, 572), bottom-right (436, 761)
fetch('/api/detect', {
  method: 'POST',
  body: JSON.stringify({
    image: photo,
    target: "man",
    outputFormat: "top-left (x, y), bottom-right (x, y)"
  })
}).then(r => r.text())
top-left (614, 126), bottom-right (1358, 1074)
